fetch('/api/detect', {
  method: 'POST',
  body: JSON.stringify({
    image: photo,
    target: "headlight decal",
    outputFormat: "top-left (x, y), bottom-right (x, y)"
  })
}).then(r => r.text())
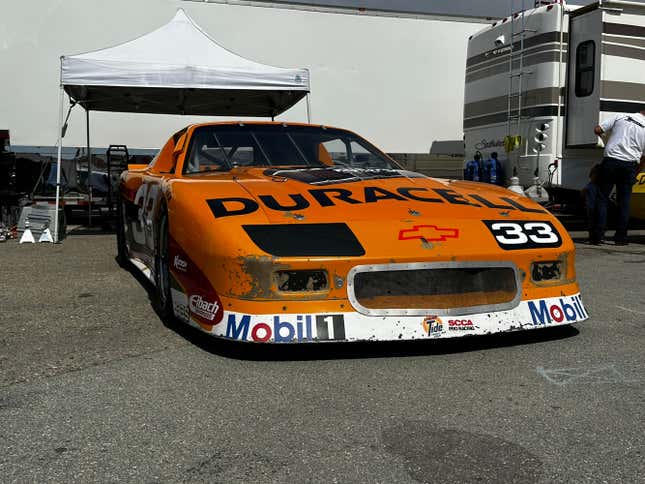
top-left (243, 223), bottom-right (365, 256)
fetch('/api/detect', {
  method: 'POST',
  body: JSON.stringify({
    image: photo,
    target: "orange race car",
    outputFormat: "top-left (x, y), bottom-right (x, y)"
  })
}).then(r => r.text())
top-left (117, 122), bottom-right (587, 343)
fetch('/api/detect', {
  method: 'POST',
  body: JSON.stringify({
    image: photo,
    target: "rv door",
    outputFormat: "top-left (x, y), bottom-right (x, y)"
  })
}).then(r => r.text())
top-left (566, 8), bottom-right (602, 147)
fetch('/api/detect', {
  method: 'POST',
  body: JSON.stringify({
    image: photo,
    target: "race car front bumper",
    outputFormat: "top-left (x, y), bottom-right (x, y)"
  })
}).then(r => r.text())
top-left (172, 290), bottom-right (587, 343)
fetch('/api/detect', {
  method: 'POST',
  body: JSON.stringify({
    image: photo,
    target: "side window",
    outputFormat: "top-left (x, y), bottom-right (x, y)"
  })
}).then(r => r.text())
top-left (321, 139), bottom-right (349, 166)
top-left (229, 147), bottom-right (255, 166)
top-left (184, 131), bottom-right (263, 173)
top-left (349, 141), bottom-right (387, 168)
top-left (575, 40), bottom-right (595, 98)
top-left (185, 132), bottom-right (229, 173)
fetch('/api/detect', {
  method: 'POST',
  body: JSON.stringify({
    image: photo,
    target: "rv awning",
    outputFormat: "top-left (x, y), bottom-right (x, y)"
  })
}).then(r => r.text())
top-left (60, 9), bottom-right (310, 117)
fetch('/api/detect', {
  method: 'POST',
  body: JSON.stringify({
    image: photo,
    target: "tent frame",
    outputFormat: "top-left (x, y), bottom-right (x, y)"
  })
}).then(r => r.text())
top-left (54, 86), bottom-right (64, 243)
top-left (52, 9), bottom-right (311, 243)
top-left (53, 88), bottom-right (312, 243)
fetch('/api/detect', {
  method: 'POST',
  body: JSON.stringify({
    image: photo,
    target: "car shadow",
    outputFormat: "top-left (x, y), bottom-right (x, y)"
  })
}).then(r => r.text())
top-left (165, 313), bottom-right (579, 362)
top-left (117, 256), bottom-right (580, 361)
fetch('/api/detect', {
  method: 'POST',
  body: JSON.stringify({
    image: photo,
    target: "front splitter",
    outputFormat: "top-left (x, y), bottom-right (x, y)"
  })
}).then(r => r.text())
top-left (171, 290), bottom-right (587, 343)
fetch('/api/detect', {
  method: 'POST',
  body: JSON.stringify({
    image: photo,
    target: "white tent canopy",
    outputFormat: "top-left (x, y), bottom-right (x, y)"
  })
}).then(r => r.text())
top-left (54, 9), bottom-right (311, 241)
top-left (61, 9), bottom-right (310, 116)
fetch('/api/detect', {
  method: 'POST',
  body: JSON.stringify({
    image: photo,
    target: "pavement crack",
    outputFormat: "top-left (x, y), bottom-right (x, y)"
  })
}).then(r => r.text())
top-left (616, 305), bottom-right (645, 316)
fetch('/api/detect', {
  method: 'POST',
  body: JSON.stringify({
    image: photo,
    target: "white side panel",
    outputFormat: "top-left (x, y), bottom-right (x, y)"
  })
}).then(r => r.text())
top-left (464, 58), bottom-right (562, 105)
top-left (566, 8), bottom-right (602, 147)
top-left (559, 148), bottom-right (603, 189)
top-left (601, 54), bottom-right (645, 86)
top-left (600, 9), bottom-right (645, 117)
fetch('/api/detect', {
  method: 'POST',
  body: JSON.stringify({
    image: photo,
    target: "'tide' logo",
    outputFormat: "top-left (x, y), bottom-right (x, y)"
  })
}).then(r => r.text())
top-left (422, 316), bottom-right (443, 336)
top-left (528, 295), bottom-right (587, 325)
top-left (226, 314), bottom-right (346, 342)
top-left (399, 225), bottom-right (459, 242)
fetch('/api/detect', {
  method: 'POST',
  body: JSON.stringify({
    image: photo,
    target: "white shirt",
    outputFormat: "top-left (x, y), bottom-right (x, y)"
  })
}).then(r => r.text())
top-left (599, 112), bottom-right (645, 163)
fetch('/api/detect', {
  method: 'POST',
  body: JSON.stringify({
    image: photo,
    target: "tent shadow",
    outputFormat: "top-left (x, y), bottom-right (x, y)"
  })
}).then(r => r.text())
top-left (67, 226), bottom-right (115, 236)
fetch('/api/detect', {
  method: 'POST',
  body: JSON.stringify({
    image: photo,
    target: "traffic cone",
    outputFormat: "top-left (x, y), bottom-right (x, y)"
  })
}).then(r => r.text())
top-left (20, 221), bottom-right (35, 244)
top-left (39, 228), bottom-right (54, 243)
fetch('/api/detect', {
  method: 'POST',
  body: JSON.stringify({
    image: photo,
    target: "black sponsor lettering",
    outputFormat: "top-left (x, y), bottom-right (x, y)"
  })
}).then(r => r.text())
top-left (397, 187), bottom-right (444, 203)
top-left (207, 197), bottom-right (259, 218)
top-left (468, 194), bottom-right (514, 210)
top-left (208, 187), bottom-right (543, 218)
top-left (363, 186), bottom-right (407, 203)
top-left (433, 188), bottom-right (480, 207)
top-left (258, 194), bottom-right (310, 211)
top-left (315, 314), bottom-right (345, 340)
top-left (309, 188), bottom-right (361, 207)
top-left (500, 197), bottom-right (545, 213)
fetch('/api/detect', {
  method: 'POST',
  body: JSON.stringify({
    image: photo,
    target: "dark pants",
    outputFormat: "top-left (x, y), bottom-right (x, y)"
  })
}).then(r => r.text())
top-left (585, 182), bottom-right (600, 239)
top-left (590, 157), bottom-right (638, 242)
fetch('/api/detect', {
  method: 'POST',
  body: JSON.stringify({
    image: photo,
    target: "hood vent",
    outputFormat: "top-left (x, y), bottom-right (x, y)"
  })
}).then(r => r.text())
top-left (243, 223), bottom-right (365, 257)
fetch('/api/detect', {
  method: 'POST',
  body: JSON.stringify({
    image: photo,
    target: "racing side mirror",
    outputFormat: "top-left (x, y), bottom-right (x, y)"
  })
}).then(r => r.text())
top-left (173, 134), bottom-right (187, 157)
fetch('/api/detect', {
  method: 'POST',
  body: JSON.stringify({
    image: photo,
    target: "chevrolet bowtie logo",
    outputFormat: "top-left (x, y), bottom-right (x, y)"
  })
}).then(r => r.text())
top-left (398, 225), bottom-right (459, 242)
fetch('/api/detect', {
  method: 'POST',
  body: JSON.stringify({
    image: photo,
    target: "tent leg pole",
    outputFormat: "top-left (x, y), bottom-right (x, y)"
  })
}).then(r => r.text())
top-left (86, 109), bottom-right (92, 227)
top-left (306, 94), bottom-right (312, 124)
top-left (54, 86), bottom-right (64, 243)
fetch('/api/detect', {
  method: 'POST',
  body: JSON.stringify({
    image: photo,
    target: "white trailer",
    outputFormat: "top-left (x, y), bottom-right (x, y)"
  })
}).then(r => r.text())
top-left (463, 0), bottom-right (645, 200)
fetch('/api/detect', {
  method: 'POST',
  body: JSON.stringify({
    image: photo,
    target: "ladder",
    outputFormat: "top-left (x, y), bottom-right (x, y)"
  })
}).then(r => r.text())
top-left (106, 145), bottom-right (129, 218)
top-left (506, 0), bottom-right (536, 137)
top-left (505, 0), bottom-right (538, 175)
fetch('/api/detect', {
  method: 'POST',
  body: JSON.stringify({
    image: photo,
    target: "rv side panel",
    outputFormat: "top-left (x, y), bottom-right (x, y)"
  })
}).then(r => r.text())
top-left (463, 3), bottom-right (565, 188)
top-left (600, 7), bottom-right (645, 121)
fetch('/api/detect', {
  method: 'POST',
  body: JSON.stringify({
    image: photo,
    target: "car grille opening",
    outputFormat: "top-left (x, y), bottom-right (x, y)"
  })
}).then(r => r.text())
top-left (350, 265), bottom-right (518, 314)
top-left (531, 261), bottom-right (563, 282)
top-left (274, 270), bottom-right (328, 292)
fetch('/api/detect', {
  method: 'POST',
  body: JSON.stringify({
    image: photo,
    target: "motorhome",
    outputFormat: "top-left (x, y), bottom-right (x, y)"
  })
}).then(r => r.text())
top-left (464, 0), bottom-right (645, 202)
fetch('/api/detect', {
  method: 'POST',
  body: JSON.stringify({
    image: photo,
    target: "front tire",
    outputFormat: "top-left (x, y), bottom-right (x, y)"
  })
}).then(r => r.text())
top-left (154, 206), bottom-right (174, 321)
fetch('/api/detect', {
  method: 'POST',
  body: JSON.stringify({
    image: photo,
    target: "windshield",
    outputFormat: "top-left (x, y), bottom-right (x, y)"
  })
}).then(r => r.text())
top-left (182, 125), bottom-right (398, 174)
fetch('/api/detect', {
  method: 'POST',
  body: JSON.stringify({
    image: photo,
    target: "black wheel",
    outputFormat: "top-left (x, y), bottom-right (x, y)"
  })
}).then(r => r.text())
top-left (154, 206), bottom-right (174, 321)
top-left (115, 198), bottom-right (128, 267)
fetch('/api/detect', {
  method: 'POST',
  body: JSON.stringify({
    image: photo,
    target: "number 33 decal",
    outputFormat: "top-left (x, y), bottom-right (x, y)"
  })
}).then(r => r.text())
top-left (483, 220), bottom-right (562, 249)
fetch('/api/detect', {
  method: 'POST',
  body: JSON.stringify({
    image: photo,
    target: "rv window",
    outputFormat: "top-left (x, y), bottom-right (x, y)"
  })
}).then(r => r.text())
top-left (575, 40), bottom-right (595, 97)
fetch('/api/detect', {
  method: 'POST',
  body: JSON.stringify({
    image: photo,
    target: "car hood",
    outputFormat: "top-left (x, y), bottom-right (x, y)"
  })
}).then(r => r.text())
top-left (226, 166), bottom-right (548, 223)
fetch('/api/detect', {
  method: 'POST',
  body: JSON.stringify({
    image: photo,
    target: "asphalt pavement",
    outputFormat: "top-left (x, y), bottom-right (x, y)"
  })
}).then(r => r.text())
top-left (1, 230), bottom-right (644, 483)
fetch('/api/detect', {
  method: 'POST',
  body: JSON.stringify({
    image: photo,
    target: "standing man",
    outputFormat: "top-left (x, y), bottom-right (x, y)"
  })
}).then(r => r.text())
top-left (464, 151), bottom-right (483, 182)
top-left (591, 110), bottom-right (645, 245)
top-left (485, 152), bottom-right (504, 186)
